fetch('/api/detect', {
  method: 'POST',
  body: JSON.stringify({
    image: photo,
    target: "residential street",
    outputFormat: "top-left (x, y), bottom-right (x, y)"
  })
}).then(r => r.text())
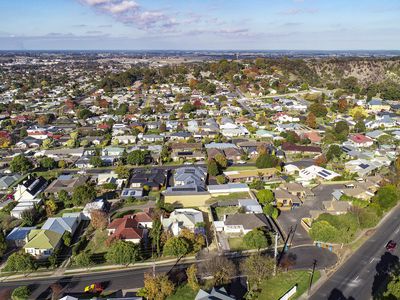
top-left (0, 245), bottom-right (337, 299)
top-left (309, 204), bottom-right (400, 300)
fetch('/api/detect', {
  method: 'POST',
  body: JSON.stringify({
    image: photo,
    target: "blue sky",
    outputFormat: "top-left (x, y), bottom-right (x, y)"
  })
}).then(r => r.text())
top-left (0, 0), bottom-right (399, 50)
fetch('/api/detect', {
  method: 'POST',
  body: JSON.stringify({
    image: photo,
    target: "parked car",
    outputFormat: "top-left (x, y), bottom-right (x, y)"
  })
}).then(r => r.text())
top-left (84, 283), bottom-right (104, 294)
top-left (386, 240), bottom-right (397, 252)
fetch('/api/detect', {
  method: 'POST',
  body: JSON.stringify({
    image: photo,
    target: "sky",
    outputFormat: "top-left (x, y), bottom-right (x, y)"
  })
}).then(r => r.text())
top-left (0, 0), bottom-right (399, 50)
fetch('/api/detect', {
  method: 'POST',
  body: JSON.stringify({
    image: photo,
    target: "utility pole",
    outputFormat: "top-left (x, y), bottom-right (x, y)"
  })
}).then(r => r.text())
top-left (273, 232), bottom-right (278, 276)
top-left (308, 259), bottom-right (317, 296)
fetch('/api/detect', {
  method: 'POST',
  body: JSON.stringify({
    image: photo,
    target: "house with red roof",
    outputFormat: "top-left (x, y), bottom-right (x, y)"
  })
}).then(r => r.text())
top-left (106, 212), bottom-right (153, 244)
top-left (349, 134), bottom-right (374, 148)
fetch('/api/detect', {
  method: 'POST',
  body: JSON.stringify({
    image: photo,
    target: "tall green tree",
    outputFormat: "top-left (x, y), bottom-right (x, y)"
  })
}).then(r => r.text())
top-left (243, 228), bottom-right (269, 250)
top-left (163, 237), bottom-right (190, 257)
top-left (105, 240), bottom-right (140, 266)
top-left (10, 155), bottom-right (33, 173)
top-left (71, 184), bottom-right (96, 206)
top-left (150, 218), bottom-right (163, 257)
top-left (11, 286), bottom-right (30, 300)
top-left (4, 252), bottom-right (37, 273)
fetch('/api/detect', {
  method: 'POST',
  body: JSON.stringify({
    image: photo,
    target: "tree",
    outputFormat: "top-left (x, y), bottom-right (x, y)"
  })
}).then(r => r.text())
top-left (127, 150), bottom-right (149, 165)
top-left (309, 102), bottom-right (328, 118)
top-left (216, 175), bottom-right (227, 184)
top-left (4, 252), bottom-right (36, 273)
top-left (214, 153), bottom-right (228, 169)
top-left (40, 157), bottom-right (56, 169)
top-left (181, 102), bottom-right (196, 113)
top-left (10, 155), bottom-right (33, 173)
top-left (11, 286), bottom-right (30, 300)
top-left (21, 209), bottom-right (35, 226)
top-left (186, 264), bottom-right (200, 291)
top-left (257, 189), bottom-right (274, 205)
top-left (58, 160), bottom-right (67, 169)
top-left (243, 228), bottom-right (269, 250)
top-left (150, 218), bottom-right (163, 257)
top-left (73, 251), bottom-right (94, 268)
top-left (256, 153), bottom-right (280, 169)
top-left (42, 138), bottom-right (53, 149)
top-left (334, 121), bottom-right (349, 135)
top-left (89, 156), bottom-right (103, 168)
top-left (105, 240), bottom-right (140, 265)
top-left (263, 204), bottom-right (279, 219)
top-left (179, 228), bottom-right (205, 252)
top-left (163, 237), bottom-right (190, 257)
top-left (0, 231), bottom-right (7, 258)
top-left (374, 185), bottom-right (400, 211)
top-left (115, 165), bottom-right (130, 179)
top-left (138, 273), bottom-right (174, 300)
top-left (309, 220), bottom-right (338, 243)
top-left (326, 145), bottom-right (343, 161)
top-left (241, 254), bottom-right (275, 284)
top-left (384, 273), bottom-right (400, 299)
top-left (207, 158), bottom-right (220, 176)
top-left (354, 120), bottom-right (366, 133)
top-left (337, 98), bottom-right (348, 113)
top-left (45, 199), bottom-right (58, 216)
top-left (90, 210), bottom-right (108, 230)
top-left (63, 232), bottom-right (72, 247)
top-left (71, 184), bottom-right (96, 206)
top-left (349, 106), bottom-right (367, 121)
top-left (199, 255), bottom-right (236, 285)
top-left (306, 112), bottom-right (317, 129)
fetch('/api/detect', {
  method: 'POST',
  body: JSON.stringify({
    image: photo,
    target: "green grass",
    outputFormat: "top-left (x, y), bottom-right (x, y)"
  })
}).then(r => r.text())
top-left (166, 284), bottom-right (198, 300)
top-left (226, 165), bottom-right (258, 171)
top-left (210, 192), bottom-right (251, 202)
top-left (257, 270), bottom-right (321, 300)
top-left (85, 230), bottom-right (109, 254)
top-left (228, 237), bottom-right (251, 251)
top-left (215, 206), bottom-right (239, 220)
top-left (55, 207), bottom-right (82, 217)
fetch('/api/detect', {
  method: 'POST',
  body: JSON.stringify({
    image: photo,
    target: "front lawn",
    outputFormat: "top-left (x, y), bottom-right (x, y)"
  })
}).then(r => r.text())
top-left (226, 165), bottom-right (258, 171)
top-left (228, 237), bottom-right (251, 251)
top-left (85, 229), bottom-right (109, 254)
top-left (257, 270), bottom-right (321, 300)
top-left (166, 284), bottom-right (198, 300)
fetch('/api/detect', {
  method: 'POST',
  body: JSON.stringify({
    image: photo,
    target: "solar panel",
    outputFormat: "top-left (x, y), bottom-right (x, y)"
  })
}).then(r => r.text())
top-left (360, 163), bottom-right (369, 169)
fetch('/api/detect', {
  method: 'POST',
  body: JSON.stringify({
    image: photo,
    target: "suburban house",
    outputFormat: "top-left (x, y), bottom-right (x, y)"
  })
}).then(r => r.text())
top-left (44, 175), bottom-right (89, 196)
top-left (128, 169), bottom-right (167, 191)
top-left (0, 174), bottom-right (22, 190)
top-left (223, 168), bottom-right (278, 183)
top-left (282, 142), bottom-right (322, 155)
top-left (161, 208), bottom-right (204, 236)
top-left (195, 287), bottom-right (236, 300)
top-left (107, 212), bottom-right (153, 244)
top-left (274, 189), bottom-right (301, 208)
top-left (41, 215), bottom-right (80, 236)
top-left (14, 176), bottom-right (48, 202)
top-left (217, 213), bottom-right (271, 235)
top-left (348, 134), bottom-right (374, 148)
top-left (6, 227), bottom-right (35, 248)
top-left (24, 229), bottom-right (63, 258)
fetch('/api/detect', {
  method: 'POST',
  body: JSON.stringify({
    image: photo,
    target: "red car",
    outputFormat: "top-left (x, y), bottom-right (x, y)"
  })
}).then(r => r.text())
top-left (386, 240), bottom-right (397, 252)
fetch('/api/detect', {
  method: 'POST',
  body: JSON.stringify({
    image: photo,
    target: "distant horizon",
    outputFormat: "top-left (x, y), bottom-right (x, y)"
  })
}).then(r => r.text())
top-left (1, 0), bottom-right (399, 50)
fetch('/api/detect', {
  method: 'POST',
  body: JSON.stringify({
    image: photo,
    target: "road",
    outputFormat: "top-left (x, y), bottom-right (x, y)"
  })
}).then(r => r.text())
top-left (309, 204), bottom-right (400, 300)
top-left (0, 245), bottom-right (337, 299)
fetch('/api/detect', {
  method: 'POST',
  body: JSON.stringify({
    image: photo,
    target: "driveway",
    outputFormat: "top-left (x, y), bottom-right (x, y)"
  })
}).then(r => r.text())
top-left (277, 183), bottom-right (346, 246)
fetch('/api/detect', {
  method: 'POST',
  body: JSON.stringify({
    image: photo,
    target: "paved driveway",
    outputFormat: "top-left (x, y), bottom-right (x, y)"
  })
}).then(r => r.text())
top-left (277, 183), bottom-right (346, 246)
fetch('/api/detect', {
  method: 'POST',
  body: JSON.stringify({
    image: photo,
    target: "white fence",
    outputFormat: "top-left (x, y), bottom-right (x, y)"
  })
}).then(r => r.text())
top-left (278, 284), bottom-right (297, 300)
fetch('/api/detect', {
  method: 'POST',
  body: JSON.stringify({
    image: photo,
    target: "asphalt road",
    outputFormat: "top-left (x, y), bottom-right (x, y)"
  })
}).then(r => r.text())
top-left (309, 204), bottom-right (400, 300)
top-left (0, 245), bottom-right (337, 299)
top-left (0, 264), bottom-right (181, 299)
